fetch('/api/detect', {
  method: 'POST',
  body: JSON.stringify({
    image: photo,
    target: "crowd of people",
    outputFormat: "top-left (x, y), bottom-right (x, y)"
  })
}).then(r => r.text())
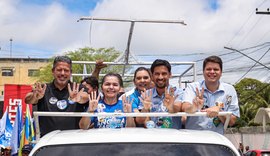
top-left (25, 55), bottom-right (240, 138)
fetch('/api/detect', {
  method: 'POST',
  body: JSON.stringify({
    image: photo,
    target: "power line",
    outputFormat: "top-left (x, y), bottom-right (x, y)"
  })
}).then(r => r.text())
top-left (222, 43), bottom-right (270, 64)
top-left (224, 46), bottom-right (270, 71)
top-left (256, 28), bottom-right (270, 45)
top-left (225, 11), bottom-right (254, 47)
top-left (225, 0), bottom-right (268, 47)
top-left (236, 16), bottom-right (263, 48)
top-left (191, 42), bottom-right (270, 76)
top-left (240, 42), bottom-right (270, 51)
top-left (235, 47), bottom-right (270, 83)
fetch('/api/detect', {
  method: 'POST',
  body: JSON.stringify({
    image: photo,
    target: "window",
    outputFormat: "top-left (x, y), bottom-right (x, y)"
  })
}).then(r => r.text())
top-left (28, 69), bottom-right (39, 77)
top-left (33, 143), bottom-right (237, 156)
top-left (2, 69), bottom-right (14, 76)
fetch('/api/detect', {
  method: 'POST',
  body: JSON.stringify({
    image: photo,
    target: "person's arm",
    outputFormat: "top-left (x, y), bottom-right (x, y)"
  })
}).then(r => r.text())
top-left (79, 114), bottom-right (92, 130)
top-left (91, 59), bottom-right (107, 79)
top-left (182, 102), bottom-right (197, 113)
top-left (218, 114), bottom-right (238, 126)
top-left (122, 95), bottom-right (136, 127)
top-left (135, 107), bottom-right (151, 125)
top-left (163, 87), bottom-right (183, 113)
top-left (79, 92), bottom-right (99, 129)
top-left (25, 92), bottom-right (39, 104)
top-left (182, 86), bottom-right (204, 113)
top-left (77, 92), bottom-right (89, 104)
top-left (135, 89), bottom-right (152, 124)
top-left (68, 83), bottom-right (89, 104)
top-left (25, 83), bottom-right (47, 104)
top-left (126, 117), bottom-right (136, 127)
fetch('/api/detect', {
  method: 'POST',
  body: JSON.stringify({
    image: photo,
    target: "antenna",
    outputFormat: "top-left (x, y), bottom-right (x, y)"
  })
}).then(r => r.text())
top-left (78, 17), bottom-right (187, 76)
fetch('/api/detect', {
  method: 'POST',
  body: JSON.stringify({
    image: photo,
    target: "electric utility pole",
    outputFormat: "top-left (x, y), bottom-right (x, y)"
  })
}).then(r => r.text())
top-left (256, 8), bottom-right (270, 15)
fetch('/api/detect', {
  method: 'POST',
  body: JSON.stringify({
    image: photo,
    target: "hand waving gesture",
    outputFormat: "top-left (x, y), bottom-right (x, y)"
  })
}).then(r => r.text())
top-left (193, 87), bottom-right (204, 111)
top-left (122, 95), bottom-right (133, 113)
top-left (88, 91), bottom-right (100, 112)
top-left (163, 87), bottom-right (178, 113)
top-left (33, 82), bottom-right (47, 100)
top-left (68, 83), bottom-right (84, 102)
top-left (139, 89), bottom-right (152, 112)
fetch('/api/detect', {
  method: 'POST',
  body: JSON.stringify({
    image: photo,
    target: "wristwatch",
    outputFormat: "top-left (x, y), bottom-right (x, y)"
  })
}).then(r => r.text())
top-left (68, 97), bottom-right (75, 104)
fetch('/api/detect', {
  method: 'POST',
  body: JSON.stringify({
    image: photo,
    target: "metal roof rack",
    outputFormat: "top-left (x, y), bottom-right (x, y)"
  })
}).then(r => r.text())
top-left (33, 111), bottom-right (232, 142)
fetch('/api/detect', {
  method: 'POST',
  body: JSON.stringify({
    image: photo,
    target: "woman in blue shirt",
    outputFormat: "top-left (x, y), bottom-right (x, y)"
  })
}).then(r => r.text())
top-left (79, 73), bottom-right (135, 129)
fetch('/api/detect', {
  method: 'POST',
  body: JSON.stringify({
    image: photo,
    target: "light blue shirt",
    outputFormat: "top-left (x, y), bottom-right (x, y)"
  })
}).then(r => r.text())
top-left (139, 85), bottom-right (184, 129)
top-left (183, 80), bottom-right (240, 134)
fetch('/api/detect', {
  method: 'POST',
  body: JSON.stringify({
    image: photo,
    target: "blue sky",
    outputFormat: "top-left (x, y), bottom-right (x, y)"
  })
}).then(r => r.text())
top-left (0, 0), bottom-right (269, 59)
top-left (208, 0), bottom-right (219, 10)
top-left (20, 0), bottom-right (219, 13)
top-left (21, 0), bottom-right (99, 14)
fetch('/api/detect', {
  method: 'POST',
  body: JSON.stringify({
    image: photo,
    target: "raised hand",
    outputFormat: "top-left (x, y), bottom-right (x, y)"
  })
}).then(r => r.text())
top-left (95, 59), bottom-right (107, 70)
top-left (193, 87), bottom-right (204, 111)
top-left (139, 89), bottom-right (152, 111)
top-left (68, 83), bottom-right (84, 102)
top-left (88, 91), bottom-right (100, 112)
top-left (163, 87), bottom-right (178, 112)
top-left (122, 95), bottom-right (133, 113)
top-left (33, 82), bottom-right (47, 100)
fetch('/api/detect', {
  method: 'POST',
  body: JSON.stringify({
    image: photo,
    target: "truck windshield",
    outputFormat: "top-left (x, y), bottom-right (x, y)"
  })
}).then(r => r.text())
top-left (32, 143), bottom-right (237, 156)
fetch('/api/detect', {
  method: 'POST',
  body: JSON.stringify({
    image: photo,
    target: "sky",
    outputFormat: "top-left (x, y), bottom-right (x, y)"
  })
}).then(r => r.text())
top-left (0, 0), bottom-right (269, 58)
top-left (0, 0), bottom-right (270, 84)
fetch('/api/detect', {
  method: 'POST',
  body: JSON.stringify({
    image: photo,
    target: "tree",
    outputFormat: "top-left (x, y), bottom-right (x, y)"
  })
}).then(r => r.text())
top-left (234, 78), bottom-right (270, 127)
top-left (37, 47), bottom-right (122, 83)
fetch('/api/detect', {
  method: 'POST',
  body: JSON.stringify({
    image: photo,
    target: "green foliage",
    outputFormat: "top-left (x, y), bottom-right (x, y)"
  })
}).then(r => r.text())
top-left (233, 78), bottom-right (270, 128)
top-left (37, 47), bottom-right (122, 83)
top-left (64, 47), bottom-right (122, 83)
top-left (37, 58), bottom-right (54, 83)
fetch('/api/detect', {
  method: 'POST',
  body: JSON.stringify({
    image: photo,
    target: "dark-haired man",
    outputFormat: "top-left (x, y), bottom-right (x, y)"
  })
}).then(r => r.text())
top-left (25, 56), bottom-right (89, 136)
top-left (136, 59), bottom-right (183, 129)
top-left (182, 55), bottom-right (240, 134)
top-left (81, 76), bottom-right (99, 94)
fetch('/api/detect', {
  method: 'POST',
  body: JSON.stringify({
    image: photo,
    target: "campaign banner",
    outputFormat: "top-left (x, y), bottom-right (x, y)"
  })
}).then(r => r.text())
top-left (3, 84), bottom-right (32, 124)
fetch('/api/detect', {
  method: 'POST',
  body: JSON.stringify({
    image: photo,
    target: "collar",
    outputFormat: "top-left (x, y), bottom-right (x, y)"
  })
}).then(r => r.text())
top-left (152, 85), bottom-right (173, 98)
top-left (200, 80), bottom-right (225, 93)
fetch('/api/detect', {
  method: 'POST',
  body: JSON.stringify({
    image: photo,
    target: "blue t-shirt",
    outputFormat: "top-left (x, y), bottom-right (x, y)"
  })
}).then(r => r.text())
top-left (91, 100), bottom-right (126, 128)
top-left (124, 88), bottom-right (141, 111)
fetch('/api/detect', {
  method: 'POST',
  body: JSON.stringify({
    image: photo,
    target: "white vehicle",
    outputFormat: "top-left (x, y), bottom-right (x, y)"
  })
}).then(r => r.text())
top-left (29, 128), bottom-right (240, 156)
top-left (30, 112), bottom-right (240, 156)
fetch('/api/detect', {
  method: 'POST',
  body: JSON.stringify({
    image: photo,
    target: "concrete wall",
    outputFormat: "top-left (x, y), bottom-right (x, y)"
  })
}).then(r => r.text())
top-left (225, 126), bottom-right (270, 150)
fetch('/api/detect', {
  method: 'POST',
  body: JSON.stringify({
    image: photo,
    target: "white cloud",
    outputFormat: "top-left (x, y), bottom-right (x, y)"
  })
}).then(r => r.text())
top-left (0, 0), bottom-right (270, 57)
top-left (0, 0), bottom-right (88, 56)
top-left (89, 0), bottom-right (270, 55)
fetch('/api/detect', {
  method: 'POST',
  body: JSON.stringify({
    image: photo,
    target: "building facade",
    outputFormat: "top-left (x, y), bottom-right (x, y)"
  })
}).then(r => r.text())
top-left (0, 58), bottom-right (49, 101)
